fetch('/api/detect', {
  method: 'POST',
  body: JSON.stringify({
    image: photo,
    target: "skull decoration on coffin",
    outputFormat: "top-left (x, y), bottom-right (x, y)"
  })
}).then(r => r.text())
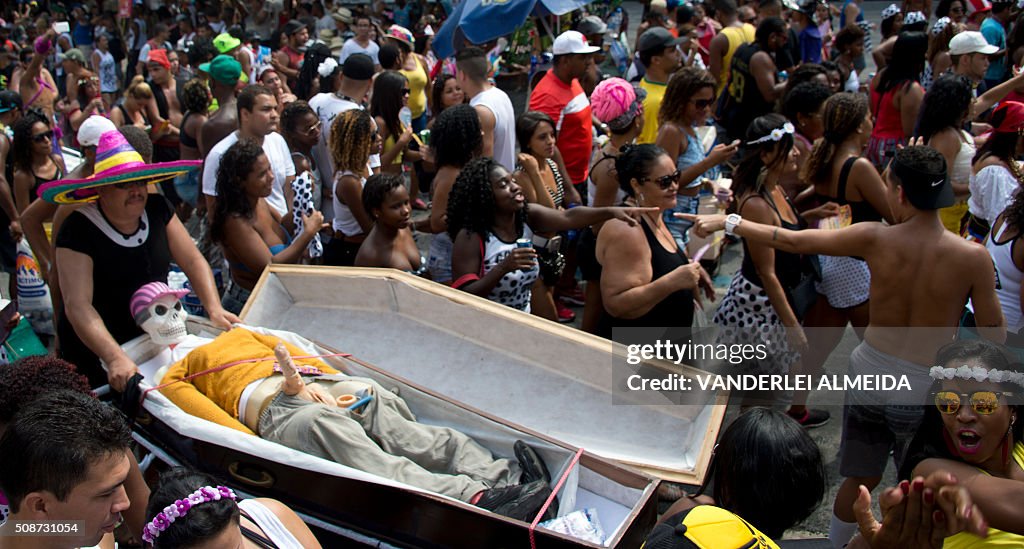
top-left (130, 282), bottom-right (191, 345)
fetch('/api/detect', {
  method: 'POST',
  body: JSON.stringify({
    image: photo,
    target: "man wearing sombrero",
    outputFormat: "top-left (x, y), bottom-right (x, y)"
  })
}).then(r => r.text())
top-left (42, 128), bottom-right (240, 390)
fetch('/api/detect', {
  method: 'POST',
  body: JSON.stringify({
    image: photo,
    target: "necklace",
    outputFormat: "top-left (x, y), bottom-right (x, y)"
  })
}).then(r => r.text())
top-left (642, 211), bottom-right (675, 247)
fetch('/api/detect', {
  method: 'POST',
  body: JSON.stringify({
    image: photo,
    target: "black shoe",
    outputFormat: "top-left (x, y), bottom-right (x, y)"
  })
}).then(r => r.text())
top-left (514, 440), bottom-right (551, 485)
top-left (475, 480), bottom-right (553, 522)
top-left (788, 408), bottom-right (830, 429)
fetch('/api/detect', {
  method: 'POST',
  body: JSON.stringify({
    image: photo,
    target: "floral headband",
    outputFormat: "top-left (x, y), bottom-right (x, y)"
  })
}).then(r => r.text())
top-left (142, 486), bottom-right (238, 544)
top-left (747, 122), bottom-right (794, 145)
top-left (930, 365), bottom-right (1024, 389)
top-left (318, 58), bottom-right (339, 78)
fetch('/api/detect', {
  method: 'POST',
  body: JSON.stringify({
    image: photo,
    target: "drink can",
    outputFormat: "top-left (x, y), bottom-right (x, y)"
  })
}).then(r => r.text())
top-left (419, 129), bottom-right (431, 146)
top-left (516, 238), bottom-right (532, 249)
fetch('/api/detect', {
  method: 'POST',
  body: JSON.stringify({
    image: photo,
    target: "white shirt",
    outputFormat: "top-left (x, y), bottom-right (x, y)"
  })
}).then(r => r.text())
top-left (339, 38), bottom-right (379, 64)
top-left (969, 164), bottom-right (1020, 226)
top-left (202, 131), bottom-right (295, 216)
top-left (308, 92), bottom-right (381, 188)
top-left (470, 87), bottom-right (517, 172)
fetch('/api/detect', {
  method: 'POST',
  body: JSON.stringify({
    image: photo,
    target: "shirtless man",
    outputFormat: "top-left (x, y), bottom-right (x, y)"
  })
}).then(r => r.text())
top-left (19, 29), bottom-right (59, 121)
top-left (198, 55), bottom-right (242, 160)
top-left (146, 49), bottom-right (183, 165)
top-left (684, 145), bottom-right (1005, 549)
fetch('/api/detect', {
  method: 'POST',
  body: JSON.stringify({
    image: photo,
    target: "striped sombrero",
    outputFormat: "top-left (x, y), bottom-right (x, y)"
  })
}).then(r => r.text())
top-left (38, 130), bottom-right (201, 204)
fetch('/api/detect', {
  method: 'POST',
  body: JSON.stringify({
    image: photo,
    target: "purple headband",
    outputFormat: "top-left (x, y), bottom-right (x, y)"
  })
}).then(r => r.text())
top-left (142, 486), bottom-right (238, 544)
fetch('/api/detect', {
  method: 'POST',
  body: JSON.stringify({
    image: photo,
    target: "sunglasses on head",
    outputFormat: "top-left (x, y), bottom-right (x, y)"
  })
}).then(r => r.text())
top-left (934, 390), bottom-right (1012, 415)
top-left (32, 130), bottom-right (54, 143)
top-left (692, 98), bottom-right (714, 109)
top-left (640, 170), bottom-right (681, 190)
top-left (113, 180), bottom-right (149, 190)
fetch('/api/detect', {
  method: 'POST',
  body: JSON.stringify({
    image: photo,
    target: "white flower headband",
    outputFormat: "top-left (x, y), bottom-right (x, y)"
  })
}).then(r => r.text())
top-left (747, 122), bottom-right (795, 145)
top-left (930, 365), bottom-right (1024, 389)
top-left (318, 58), bottom-right (339, 78)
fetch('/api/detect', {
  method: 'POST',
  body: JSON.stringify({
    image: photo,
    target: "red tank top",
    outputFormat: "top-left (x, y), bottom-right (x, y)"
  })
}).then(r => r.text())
top-left (870, 85), bottom-right (905, 139)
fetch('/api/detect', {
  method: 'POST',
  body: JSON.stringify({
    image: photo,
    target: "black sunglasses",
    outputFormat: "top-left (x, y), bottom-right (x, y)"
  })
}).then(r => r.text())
top-left (693, 98), bottom-right (714, 109)
top-left (401, 88), bottom-right (411, 95)
top-left (640, 170), bottom-right (681, 189)
top-left (32, 130), bottom-right (54, 143)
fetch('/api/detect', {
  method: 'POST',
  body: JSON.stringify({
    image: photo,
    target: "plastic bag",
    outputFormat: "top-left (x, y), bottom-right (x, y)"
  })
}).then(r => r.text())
top-left (15, 240), bottom-right (54, 336)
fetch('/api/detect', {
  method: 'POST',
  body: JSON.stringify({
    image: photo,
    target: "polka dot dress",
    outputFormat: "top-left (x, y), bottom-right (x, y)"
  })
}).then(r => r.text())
top-left (291, 172), bottom-right (323, 259)
top-left (713, 273), bottom-right (799, 376)
top-left (814, 255), bottom-right (870, 309)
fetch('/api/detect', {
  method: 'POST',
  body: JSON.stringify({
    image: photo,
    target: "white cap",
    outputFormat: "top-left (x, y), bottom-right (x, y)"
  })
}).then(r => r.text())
top-left (552, 30), bottom-right (600, 56)
top-left (949, 31), bottom-right (1000, 56)
top-left (77, 115), bottom-right (117, 148)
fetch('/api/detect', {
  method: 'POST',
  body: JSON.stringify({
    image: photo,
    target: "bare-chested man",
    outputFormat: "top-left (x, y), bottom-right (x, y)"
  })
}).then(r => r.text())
top-left (198, 54), bottom-right (242, 162)
top-left (145, 49), bottom-right (183, 164)
top-left (19, 29), bottom-right (59, 122)
top-left (684, 146), bottom-right (1006, 549)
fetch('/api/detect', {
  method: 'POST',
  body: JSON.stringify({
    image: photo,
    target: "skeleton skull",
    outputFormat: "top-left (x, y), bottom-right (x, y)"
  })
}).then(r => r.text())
top-left (138, 295), bottom-right (189, 345)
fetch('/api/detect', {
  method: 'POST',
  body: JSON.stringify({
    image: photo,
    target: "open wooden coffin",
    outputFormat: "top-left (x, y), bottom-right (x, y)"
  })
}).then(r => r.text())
top-left (124, 321), bottom-right (661, 547)
top-left (242, 265), bottom-right (727, 484)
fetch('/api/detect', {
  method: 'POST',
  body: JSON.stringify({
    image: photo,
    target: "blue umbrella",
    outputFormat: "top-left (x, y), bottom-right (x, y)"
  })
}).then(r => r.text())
top-left (432, 0), bottom-right (595, 59)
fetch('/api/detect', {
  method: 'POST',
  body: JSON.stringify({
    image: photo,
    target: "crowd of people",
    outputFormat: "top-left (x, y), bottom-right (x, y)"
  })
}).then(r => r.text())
top-left (1, 0), bottom-right (1024, 546)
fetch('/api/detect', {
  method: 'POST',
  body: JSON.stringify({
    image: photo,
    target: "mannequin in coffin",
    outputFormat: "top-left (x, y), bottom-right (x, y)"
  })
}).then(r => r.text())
top-left (129, 282), bottom-right (556, 521)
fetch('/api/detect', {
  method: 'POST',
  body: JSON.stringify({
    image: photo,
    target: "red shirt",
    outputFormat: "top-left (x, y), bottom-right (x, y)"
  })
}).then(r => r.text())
top-left (528, 71), bottom-right (593, 185)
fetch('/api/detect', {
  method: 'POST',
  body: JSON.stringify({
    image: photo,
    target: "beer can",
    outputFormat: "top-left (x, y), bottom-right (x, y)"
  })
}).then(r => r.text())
top-left (516, 238), bottom-right (532, 249)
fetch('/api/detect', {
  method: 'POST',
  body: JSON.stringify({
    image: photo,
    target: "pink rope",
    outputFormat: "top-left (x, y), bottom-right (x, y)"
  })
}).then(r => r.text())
top-left (529, 447), bottom-right (585, 549)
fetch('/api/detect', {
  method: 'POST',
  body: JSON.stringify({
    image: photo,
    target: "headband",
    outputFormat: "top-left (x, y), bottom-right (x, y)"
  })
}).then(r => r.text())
top-left (142, 486), bottom-right (238, 544)
top-left (747, 122), bottom-right (794, 145)
top-left (932, 16), bottom-right (951, 35)
top-left (930, 365), bottom-right (1024, 389)
top-left (318, 57), bottom-right (339, 78)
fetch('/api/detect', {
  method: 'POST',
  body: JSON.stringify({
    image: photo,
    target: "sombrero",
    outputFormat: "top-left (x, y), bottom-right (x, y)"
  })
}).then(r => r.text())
top-left (39, 130), bottom-right (200, 204)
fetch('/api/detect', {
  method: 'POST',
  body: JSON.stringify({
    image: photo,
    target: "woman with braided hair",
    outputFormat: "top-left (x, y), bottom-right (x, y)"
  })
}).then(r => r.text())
top-left (448, 157), bottom-right (653, 312)
top-left (323, 109), bottom-right (381, 266)
top-left (794, 92), bottom-right (893, 426)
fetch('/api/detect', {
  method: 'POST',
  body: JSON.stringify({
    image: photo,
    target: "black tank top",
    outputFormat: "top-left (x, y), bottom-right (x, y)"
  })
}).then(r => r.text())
top-left (179, 111), bottom-right (199, 149)
top-left (812, 157), bottom-right (884, 224)
top-left (739, 192), bottom-right (804, 289)
top-left (722, 43), bottom-right (775, 139)
top-left (597, 218), bottom-right (694, 337)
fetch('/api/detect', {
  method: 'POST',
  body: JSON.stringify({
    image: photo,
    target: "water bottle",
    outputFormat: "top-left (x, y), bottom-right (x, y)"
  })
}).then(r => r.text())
top-left (607, 7), bottom-right (623, 37)
top-left (399, 106), bottom-right (413, 130)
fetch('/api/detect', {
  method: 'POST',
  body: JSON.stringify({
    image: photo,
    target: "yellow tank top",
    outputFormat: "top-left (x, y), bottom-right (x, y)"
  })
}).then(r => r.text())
top-left (400, 57), bottom-right (429, 119)
top-left (942, 442), bottom-right (1024, 548)
top-left (384, 133), bottom-right (403, 165)
top-left (717, 24), bottom-right (756, 97)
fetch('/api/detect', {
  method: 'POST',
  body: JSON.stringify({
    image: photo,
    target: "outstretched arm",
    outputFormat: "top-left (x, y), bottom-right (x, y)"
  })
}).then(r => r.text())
top-left (682, 212), bottom-right (882, 258)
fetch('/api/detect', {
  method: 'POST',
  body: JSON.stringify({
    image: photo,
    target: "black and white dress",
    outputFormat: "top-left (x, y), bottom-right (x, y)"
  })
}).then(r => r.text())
top-left (713, 193), bottom-right (804, 375)
top-left (481, 228), bottom-right (539, 312)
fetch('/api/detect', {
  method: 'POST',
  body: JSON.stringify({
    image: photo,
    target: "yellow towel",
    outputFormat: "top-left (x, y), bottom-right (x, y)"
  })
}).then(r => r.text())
top-left (160, 328), bottom-right (339, 435)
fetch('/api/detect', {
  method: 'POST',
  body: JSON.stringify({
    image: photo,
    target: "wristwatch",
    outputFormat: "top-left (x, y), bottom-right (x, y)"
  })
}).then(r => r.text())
top-left (724, 213), bottom-right (742, 235)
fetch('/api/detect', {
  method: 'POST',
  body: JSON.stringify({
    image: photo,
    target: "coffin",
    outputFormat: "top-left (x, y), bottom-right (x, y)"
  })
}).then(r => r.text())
top-left (123, 320), bottom-right (662, 548)
top-left (241, 265), bottom-right (727, 485)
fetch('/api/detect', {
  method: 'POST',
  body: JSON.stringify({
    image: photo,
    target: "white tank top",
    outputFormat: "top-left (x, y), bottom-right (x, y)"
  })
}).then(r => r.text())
top-left (332, 170), bottom-right (366, 235)
top-left (237, 499), bottom-right (304, 549)
top-left (951, 130), bottom-right (976, 188)
top-left (470, 87), bottom-right (517, 172)
top-left (482, 228), bottom-right (539, 312)
top-left (987, 221), bottom-right (1024, 332)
